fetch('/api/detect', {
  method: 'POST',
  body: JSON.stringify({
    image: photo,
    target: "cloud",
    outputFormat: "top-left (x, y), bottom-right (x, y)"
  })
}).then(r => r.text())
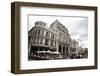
top-left (70, 18), bottom-right (88, 41)
top-left (29, 15), bottom-right (88, 47)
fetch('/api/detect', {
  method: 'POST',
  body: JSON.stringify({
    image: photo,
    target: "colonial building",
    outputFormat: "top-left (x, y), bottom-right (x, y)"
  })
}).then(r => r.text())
top-left (28, 20), bottom-right (79, 60)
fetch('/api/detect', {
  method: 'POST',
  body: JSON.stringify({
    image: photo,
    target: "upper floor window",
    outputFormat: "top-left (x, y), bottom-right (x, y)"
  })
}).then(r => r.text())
top-left (35, 29), bottom-right (37, 35)
top-left (53, 35), bottom-right (54, 39)
top-left (36, 37), bottom-right (40, 44)
top-left (33, 30), bottom-right (35, 36)
top-left (33, 37), bottom-right (36, 44)
top-left (42, 30), bottom-right (44, 36)
top-left (46, 32), bottom-right (48, 37)
top-left (38, 29), bottom-right (41, 35)
top-left (60, 32), bottom-right (62, 38)
top-left (40, 38), bottom-right (43, 44)
top-left (63, 35), bottom-right (65, 40)
top-left (45, 38), bottom-right (49, 45)
top-left (50, 40), bottom-right (53, 46)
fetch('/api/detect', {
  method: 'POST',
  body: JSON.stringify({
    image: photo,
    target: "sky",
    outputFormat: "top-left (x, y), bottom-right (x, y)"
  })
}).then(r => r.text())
top-left (28, 15), bottom-right (88, 48)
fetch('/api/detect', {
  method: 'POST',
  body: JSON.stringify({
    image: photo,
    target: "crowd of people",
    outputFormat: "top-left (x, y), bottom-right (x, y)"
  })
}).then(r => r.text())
top-left (29, 48), bottom-right (88, 60)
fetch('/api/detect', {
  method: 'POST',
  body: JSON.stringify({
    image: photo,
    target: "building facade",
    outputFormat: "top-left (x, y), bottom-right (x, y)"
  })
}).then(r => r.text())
top-left (28, 20), bottom-right (79, 60)
top-left (69, 39), bottom-right (79, 55)
top-left (50, 20), bottom-right (70, 58)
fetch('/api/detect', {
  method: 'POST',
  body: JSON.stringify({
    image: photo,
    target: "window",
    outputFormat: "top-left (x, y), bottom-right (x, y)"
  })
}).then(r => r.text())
top-left (35, 29), bottom-right (37, 35)
top-left (45, 38), bottom-right (49, 45)
top-left (33, 37), bottom-right (36, 44)
top-left (53, 35), bottom-right (54, 39)
top-left (40, 38), bottom-right (43, 44)
top-left (38, 29), bottom-right (41, 35)
top-left (55, 42), bottom-right (56, 47)
top-left (48, 32), bottom-right (50, 38)
top-left (46, 32), bottom-right (48, 37)
top-left (28, 36), bottom-right (31, 43)
top-left (50, 40), bottom-right (53, 46)
top-left (37, 37), bottom-right (39, 44)
top-left (60, 32), bottom-right (62, 39)
top-left (42, 30), bottom-right (44, 36)
top-left (51, 34), bottom-right (54, 39)
top-left (33, 31), bottom-right (35, 36)
top-left (63, 35), bottom-right (65, 40)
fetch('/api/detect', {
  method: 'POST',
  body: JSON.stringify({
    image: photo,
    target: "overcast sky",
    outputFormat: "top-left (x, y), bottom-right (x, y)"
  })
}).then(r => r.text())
top-left (28, 15), bottom-right (88, 48)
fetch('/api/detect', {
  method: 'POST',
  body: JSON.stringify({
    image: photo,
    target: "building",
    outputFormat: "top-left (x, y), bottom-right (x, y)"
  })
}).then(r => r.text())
top-left (50, 20), bottom-right (70, 58)
top-left (28, 20), bottom-right (79, 60)
top-left (69, 39), bottom-right (79, 58)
